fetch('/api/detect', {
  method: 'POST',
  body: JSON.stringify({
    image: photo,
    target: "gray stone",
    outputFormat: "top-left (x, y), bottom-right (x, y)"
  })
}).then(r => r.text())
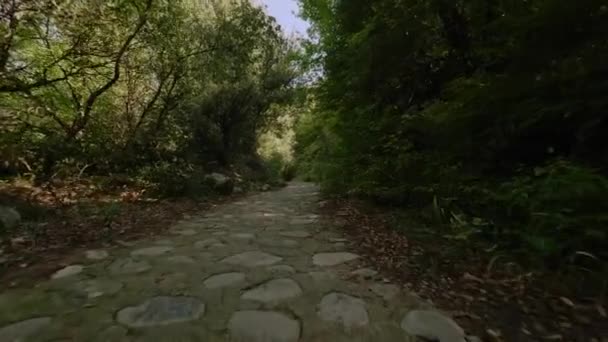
top-left (329, 238), bottom-right (348, 243)
top-left (0, 317), bottom-right (51, 341)
top-left (174, 229), bottom-right (197, 236)
top-left (74, 279), bottom-right (123, 299)
top-left (267, 265), bottom-right (296, 275)
top-left (309, 271), bottom-right (336, 283)
top-left (86, 250), bottom-right (109, 260)
top-left (312, 252), bottom-right (359, 266)
top-left (95, 325), bottom-right (128, 341)
top-left (212, 231), bottom-right (228, 236)
top-left (194, 238), bottom-right (221, 249)
top-left (369, 283), bottom-right (400, 301)
top-left (203, 272), bottom-right (246, 289)
top-left (400, 310), bottom-right (466, 342)
top-left (318, 293), bottom-right (369, 331)
top-left (116, 296), bottom-right (204, 328)
top-left (167, 255), bottom-right (195, 264)
top-left (0, 206), bottom-right (20, 230)
top-left (221, 251), bottom-right (282, 267)
top-left (242, 278), bottom-right (302, 303)
top-left (131, 246), bottom-right (173, 257)
top-left (154, 239), bottom-right (174, 245)
top-left (228, 310), bottom-right (300, 342)
top-left (232, 233), bottom-right (255, 240)
top-left (351, 268), bottom-right (378, 279)
top-left (51, 265), bottom-right (84, 279)
top-left (279, 231), bottom-right (310, 238)
top-left (109, 258), bottom-right (151, 275)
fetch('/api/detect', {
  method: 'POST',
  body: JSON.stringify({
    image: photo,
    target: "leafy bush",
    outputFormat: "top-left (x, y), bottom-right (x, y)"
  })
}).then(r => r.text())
top-left (136, 161), bottom-right (209, 198)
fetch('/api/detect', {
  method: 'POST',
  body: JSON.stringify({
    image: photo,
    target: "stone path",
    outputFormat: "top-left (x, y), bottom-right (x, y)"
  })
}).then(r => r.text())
top-left (0, 182), bottom-right (465, 341)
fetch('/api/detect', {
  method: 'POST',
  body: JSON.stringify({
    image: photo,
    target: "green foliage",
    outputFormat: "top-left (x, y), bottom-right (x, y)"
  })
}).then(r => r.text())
top-left (136, 161), bottom-right (208, 198)
top-left (296, 0), bottom-right (608, 266)
top-left (1, 0), bottom-right (298, 191)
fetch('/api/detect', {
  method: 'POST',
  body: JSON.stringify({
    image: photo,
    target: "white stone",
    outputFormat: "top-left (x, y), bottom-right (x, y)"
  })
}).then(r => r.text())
top-left (116, 296), bottom-right (204, 328)
top-left (51, 265), bottom-right (83, 279)
top-left (400, 310), bottom-right (466, 342)
top-left (312, 252), bottom-right (359, 266)
top-left (229, 311), bottom-right (300, 342)
top-left (242, 278), bottom-right (302, 303)
top-left (203, 272), bottom-right (245, 289)
top-left (131, 246), bottom-right (173, 257)
top-left (280, 231), bottom-right (310, 238)
top-left (0, 317), bottom-right (51, 341)
top-left (318, 293), bottom-right (369, 331)
top-left (85, 250), bottom-right (109, 260)
top-left (221, 251), bottom-right (282, 267)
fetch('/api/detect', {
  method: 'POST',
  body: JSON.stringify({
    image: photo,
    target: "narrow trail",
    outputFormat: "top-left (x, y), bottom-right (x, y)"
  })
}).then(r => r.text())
top-left (0, 182), bottom-right (449, 341)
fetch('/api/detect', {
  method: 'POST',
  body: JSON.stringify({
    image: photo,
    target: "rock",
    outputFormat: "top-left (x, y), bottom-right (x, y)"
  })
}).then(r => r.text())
top-left (109, 258), bottom-right (151, 275)
top-left (267, 265), bottom-right (296, 275)
top-left (0, 206), bottom-right (21, 230)
top-left (231, 233), bottom-right (255, 240)
top-left (116, 296), bottom-right (204, 328)
top-left (167, 255), bottom-right (195, 264)
top-left (51, 265), bottom-right (84, 279)
top-left (351, 268), bottom-right (378, 279)
top-left (205, 173), bottom-right (234, 194)
top-left (318, 293), bottom-right (369, 331)
top-left (194, 238), bottom-right (221, 249)
top-left (400, 310), bottom-right (465, 342)
top-left (280, 231), bottom-right (310, 238)
top-left (309, 271), bottom-right (336, 282)
top-left (95, 325), bottom-right (128, 341)
top-left (86, 250), bottom-right (109, 260)
top-left (221, 251), bottom-right (282, 267)
top-left (234, 186), bottom-right (244, 194)
top-left (203, 272), bottom-right (246, 289)
top-left (242, 278), bottom-right (302, 303)
top-left (228, 310), bottom-right (300, 342)
top-left (74, 279), bottom-right (123, 299)
top-left (130, 246), bottom-right (173, 257)
top-left (0, 317), bottom-right (51, 341)
top-left (312, 252), bottom-right (359, 266)
top-left (174, 229), bottom-right (197, 236)
top-left (369, 283), bottom-right (400, 301)
top-left (261, 184), bottom-right (271, 192)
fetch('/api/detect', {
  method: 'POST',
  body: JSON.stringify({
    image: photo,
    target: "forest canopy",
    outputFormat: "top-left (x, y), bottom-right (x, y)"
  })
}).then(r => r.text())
top-left (295, 0), bottom-right (608, 264)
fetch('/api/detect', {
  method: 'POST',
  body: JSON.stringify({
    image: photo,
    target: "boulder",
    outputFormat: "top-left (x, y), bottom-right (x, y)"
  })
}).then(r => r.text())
top-left (0, 206), bottom-right (21, 230)
top-left (204, 173), bottom-right (234, 195)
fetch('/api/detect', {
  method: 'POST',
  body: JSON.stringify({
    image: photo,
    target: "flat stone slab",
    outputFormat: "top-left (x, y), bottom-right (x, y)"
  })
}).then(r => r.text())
top-left (51, 265), bottom-right (84, 279)
top-left (109, 258), bottom-right (151, 275)
top-left (312, 252), bottom-right (359, 266)
top-left (242, 278), bottom-right (302, 303)
top-left (221, 251), bottom-right (282, 267)
top-left (203, 272), bottom-right (246, 289)
top-left (194, 238), bottom-right (221, 249)
top-left (228, 310), bottom-right (300, 342)
top-left (279, 231), bottom-right (310, 238)
top-left (369, 283), bottom-right (400, 301)
top-left (401, 310), bottom-right (465, 342)
top-left (131, 246), bottom-right (173, 257)
top-left (73, 279), bottom-right (123, 299)
top-left (174, 229), bottom-right (198, 236)
top-left (267, 265), bottom-right (296, 275)
top-left (116, 296), bottom-right (204, 328)
top-left (0, 317), bottom-right (52, 341)
top-left (86, 250), bottom-right (109, 260)
top-left (232, 233), bottom-right (255, 240)
top-left (318, 293), bottom-right (369, 331)
top-left (167, 255), bottom-right (195, 264)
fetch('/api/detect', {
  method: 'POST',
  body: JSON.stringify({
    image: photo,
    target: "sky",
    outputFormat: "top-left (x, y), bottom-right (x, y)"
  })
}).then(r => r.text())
top-left (255, 0), bottom-right (310, 37)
